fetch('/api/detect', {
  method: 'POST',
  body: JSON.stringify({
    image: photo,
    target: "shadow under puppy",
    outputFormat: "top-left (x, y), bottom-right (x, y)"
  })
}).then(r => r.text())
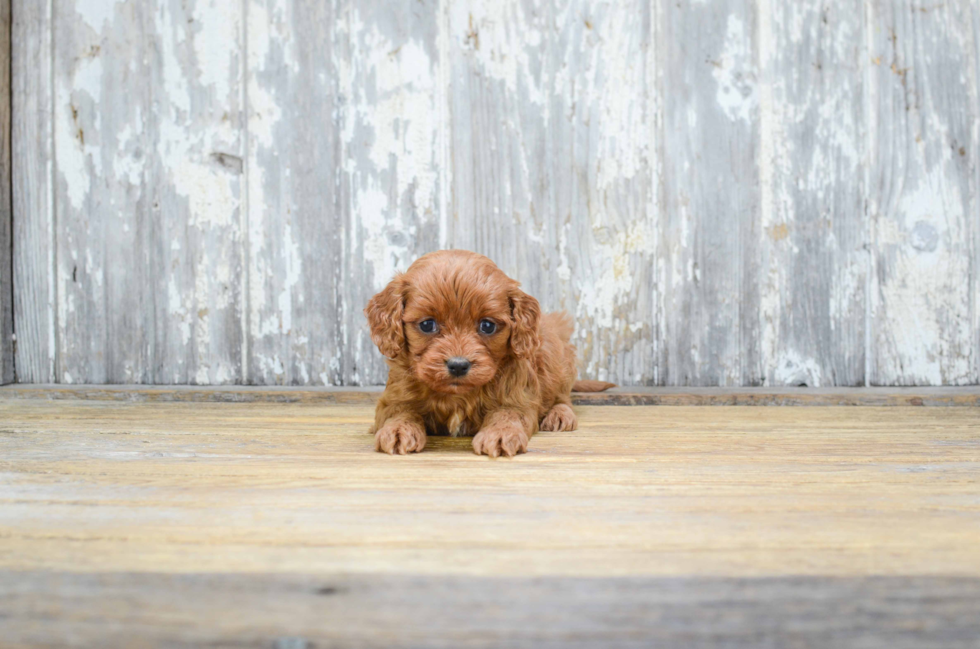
top-left (365, 250), bottom-right (613, 457)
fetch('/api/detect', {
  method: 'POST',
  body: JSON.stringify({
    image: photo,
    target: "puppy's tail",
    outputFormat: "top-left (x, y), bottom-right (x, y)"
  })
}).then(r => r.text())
top-left (572, 380), bottom-right (617, 392)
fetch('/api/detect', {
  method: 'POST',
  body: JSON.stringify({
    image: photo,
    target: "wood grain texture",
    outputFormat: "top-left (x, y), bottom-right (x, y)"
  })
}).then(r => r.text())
top-left (975, 2), bottom-right (980, 390)
top-left (11, 0), bottom-right (54, 383)
top-left (0, 0), bottom-right (11, 384)
top-left (1, 400), bottom-right (978, 578)
top-left (246, 0), bottom-right (447, 387)
top-left (9, 0), bottom-right (979, 387)
top-left (245, 0), bottom-right (345, 385)
top-left (3, 384), bottom-right (980, 406)
top-left (758, 0), bottom-right (867, 387)
top-left (339, 0), bottom-right (448, 386)
top-left (868, 0), bottom-right (978, 385)
top-left (3, 572), bottom-right (979, 649)
top-left (449, 0), bottom-right (657, 385)
top-left (975, 1), bottom-right (980, 389)
top-left (1, 399), bottom-right (979, 646)
top-left (660, 0), bottom-right (761, 386)
top-left (52, 0), bottom-right (245, 384)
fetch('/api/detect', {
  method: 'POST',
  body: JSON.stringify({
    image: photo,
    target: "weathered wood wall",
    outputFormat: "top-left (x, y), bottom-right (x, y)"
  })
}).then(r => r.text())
top-left (10, 0), bottom-right (980, 386)
top-left (0, 0), bottom-right (11, 384)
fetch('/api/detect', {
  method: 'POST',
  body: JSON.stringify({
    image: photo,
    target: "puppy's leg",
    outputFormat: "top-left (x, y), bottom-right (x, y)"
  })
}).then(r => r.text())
top-left (536, 313), bottom-right (578, 433)
top-left (473, 409), bottom-right (535, 458)
top-left (373, 412), bottom-right (427, 455)
top-left (540, 401), bottom-right (577, 432)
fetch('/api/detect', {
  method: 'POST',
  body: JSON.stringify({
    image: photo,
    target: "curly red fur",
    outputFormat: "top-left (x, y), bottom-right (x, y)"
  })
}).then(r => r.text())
top-left (365, 250), bottom-right (584, 457)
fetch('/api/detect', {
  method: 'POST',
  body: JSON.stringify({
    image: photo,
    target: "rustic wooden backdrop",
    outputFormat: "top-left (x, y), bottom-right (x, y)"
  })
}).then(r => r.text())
top-left (7, 0), bottom-right (979, 387)
top-left (1, 0), bottom-right (12, 385)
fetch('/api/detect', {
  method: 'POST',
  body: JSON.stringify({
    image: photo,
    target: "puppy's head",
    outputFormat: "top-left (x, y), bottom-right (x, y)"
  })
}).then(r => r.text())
top-left (365, 250), bottom-right (540, 394)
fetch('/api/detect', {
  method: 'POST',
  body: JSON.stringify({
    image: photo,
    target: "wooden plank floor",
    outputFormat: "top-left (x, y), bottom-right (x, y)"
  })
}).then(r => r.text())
top-left (1, 397), bottom-right (979, 648)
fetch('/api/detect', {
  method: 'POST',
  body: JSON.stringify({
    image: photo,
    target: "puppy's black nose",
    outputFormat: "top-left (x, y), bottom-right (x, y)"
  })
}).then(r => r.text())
top-left (446, 357), bottom-right (471, 377)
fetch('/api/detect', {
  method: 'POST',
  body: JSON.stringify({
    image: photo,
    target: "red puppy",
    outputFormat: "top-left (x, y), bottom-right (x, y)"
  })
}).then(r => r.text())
top-left (365, 250), bottom-right (613, 457)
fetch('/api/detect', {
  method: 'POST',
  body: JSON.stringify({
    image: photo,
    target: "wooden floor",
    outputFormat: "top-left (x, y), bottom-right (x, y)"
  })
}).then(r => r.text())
top-left (1, 393), bottom-right (979, 648)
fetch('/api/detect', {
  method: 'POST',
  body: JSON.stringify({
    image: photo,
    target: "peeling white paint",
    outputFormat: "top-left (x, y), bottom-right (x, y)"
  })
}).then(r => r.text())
top-left (757, 0), bottom-right (872, 387)
top-left (191, 1), bottom-right (242, 104)
top-left (758, 0), bottom-right (777, 379)
top-left (156, 10), bottom-right (191, 116)
top-left (277, 220), bottom-right (301, 335)
top-left (56, 55), bottom-right (103, 211)
top-left (246, 6), bottom-right (285, 148)
top-left (347, 8), bottom-right (441, 290)
top-left (453, 0), bottom-right (545, 106)
top-left (575, 220), bottom-right (653, 330)
top-left (876, 167), bottom-right (972, 385)
top-left (30, 0), bottom-right (976, 388)
top-left (113, 119), bottom-right (143, 186)
top-left (169, 275), bottom-right (191, 346)
top-left (246, 0), bottom-right (280, 353)
top-left (712, 14), bottom-right (757, 124)
top-left (591, 7), bottom-right (644, 192)
top-left (359, 187), bottom-right (402, 290)
top-left (55, 98), bottom-right (91, 212)
top-left (364, 40), bottom-right (439, 215)
top-left (76, 0), bottom-right (120, 32)
top-left (773, 350), bottom-right (823, 387)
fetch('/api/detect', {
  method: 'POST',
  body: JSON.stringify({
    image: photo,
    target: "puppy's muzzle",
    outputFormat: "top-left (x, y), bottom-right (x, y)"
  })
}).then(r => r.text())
top-left (446, 357), bottom-right (471, 377)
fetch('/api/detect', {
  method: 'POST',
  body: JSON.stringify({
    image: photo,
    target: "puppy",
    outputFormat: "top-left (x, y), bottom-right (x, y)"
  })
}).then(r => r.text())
top-left (365, 250), bottom-right (614, 457)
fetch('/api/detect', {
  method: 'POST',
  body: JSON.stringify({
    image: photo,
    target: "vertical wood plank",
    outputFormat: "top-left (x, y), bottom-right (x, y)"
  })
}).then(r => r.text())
top-left (246, 0), bottom-right (446, 386)
top-left (973, 1), bottom-right (980, 387)
top-left (8, 0), bottom-right (979, 388)
top-left (449, 0), bottom-right (657, 385)
top-left (53, 0), bottom-right (244, 383)
top-left (757, 0), bottom-right (867, 386)
top-left (52, 0), bottom-right (141, 383)
top-left (0, 0), bottom-right (11, 384)
top-left (147, 0), bottom-right (246, 385)
top-left (245, 0), bottom-right (344, 385)
top-left (11, 0), bottom-right (54, 383)
top-left (660, 0), bottom-right (761, 386)
top-left (340, 0), bottom-right (448, 385)
top-left (868, 0), bottom-right (977, 385)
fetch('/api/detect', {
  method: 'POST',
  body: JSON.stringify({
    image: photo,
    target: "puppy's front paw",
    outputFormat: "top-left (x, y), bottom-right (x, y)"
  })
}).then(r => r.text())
top-left (540, 403), bottom-right (577, 431)
top-left (472, 423), bottom-right (529, 458)
top-left (375, 420), bottom-right (426, 455)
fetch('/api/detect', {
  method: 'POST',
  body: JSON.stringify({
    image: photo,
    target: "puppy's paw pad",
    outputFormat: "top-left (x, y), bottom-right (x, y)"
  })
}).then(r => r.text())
top-left (540, 403), bottom-right (577, 432)
top-left (374, 421), bottom-right (426, 455)
top-left (472, 425), bottom-right (528, 458)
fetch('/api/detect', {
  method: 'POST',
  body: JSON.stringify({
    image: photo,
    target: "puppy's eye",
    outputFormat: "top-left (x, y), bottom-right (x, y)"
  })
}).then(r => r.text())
top-left (418, 319), bottom-right (438, 334)
top-left (479, 319), bottom-right (497, 335)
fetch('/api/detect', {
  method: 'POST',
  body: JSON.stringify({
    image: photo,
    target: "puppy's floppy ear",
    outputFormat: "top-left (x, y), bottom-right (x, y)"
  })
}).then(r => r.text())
top-left (365, 275), bottom-right (406, 358)
top-left (508, 287), bottom-right (541, 359)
